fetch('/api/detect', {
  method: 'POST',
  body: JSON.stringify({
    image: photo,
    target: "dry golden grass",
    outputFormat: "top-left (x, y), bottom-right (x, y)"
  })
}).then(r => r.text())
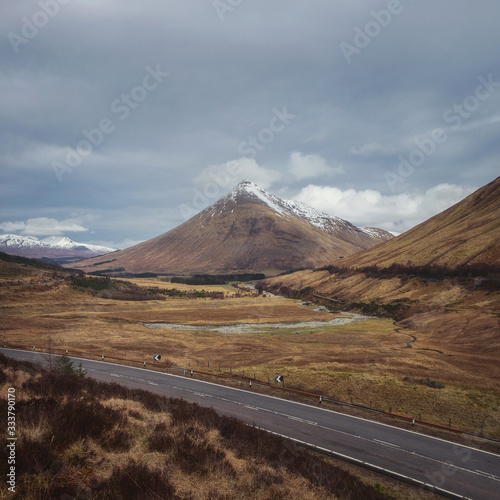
top-left (2, 272), bottom-right (500, 438)
top-left (123, 277), bottom-right (238, 295)
top-left (1, 356), bottom-right (402, 500)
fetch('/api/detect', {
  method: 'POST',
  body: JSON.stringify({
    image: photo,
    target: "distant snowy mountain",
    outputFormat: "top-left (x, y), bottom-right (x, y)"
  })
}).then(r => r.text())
top-left (0, 234), bottom-right (116, 263)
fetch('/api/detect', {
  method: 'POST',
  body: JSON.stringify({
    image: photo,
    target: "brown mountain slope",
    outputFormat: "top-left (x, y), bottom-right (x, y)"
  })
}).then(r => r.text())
top-left (338, 176), bottom-right (500, 271)
top-left (69, 181), bottom-right (392, 276)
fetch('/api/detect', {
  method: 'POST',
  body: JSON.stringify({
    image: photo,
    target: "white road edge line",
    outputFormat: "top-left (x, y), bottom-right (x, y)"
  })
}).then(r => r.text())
top-left (254, 427), bottom-right (472, 500)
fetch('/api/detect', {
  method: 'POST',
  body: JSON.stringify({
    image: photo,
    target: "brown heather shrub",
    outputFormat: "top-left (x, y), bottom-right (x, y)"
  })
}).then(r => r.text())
top-left (22, 369), bottom-right (86, 397)
top-left (147, 422), bottom-right (176, 452)
top-left (103, 427), bottom-right (134, 451)
top-left (105, 461), bottom-right (177, 499)
top-left (15, 435), bottom-right (62, 476)
top-left (55, 396), bottom-right (127, 446)
top-left (0, 354), bottom-right (393, 500)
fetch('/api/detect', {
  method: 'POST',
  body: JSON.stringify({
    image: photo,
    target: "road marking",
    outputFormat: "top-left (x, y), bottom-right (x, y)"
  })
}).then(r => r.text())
top-left (374, 439), bottom-right (400, 448)
top-left (148, 381), bottom-right (158, 386)
top-left (110, 373), bottom-right (121, 378)
top-left (475, 470), bottom-right (500, 481)
top-left (288, 416), bottom-right (318, 426)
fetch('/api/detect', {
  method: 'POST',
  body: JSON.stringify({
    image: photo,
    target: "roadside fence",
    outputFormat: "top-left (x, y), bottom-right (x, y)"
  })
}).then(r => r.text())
top-left (3, 341), bottom-right (499, 445)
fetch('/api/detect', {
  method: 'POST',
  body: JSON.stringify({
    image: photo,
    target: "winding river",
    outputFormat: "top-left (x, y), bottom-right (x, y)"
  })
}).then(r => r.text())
top-left (143, 312), bottom-right (373, 334)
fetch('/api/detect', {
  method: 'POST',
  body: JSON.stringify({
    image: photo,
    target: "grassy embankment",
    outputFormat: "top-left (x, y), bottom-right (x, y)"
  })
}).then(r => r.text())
top-left (0, 353), bottom-right (406, 499)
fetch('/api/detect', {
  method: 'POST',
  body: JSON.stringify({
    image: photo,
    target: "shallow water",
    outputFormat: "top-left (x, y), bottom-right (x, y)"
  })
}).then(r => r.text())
top-left (143, 312), bottom-right (373, 334)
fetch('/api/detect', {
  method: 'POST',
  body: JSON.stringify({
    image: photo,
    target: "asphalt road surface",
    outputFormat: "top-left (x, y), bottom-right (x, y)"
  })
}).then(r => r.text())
top-left (3, 348), bottom-right (500, 500)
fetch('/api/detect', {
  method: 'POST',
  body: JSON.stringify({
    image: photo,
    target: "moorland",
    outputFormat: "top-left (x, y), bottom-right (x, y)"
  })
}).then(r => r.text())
top-left (2, 255), bottom-right (499, 441)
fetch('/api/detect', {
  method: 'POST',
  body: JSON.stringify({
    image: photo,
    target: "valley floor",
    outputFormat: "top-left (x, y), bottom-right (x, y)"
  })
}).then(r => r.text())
top-left (2, 270), bottom-right (500, 440)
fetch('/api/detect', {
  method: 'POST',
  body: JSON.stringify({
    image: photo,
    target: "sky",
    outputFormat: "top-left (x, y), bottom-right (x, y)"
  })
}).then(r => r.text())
top-left (1, 0), bottom-right (499, 249)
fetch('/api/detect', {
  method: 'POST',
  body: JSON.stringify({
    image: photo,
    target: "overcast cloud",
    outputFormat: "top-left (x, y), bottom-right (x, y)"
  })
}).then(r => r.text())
top-left (1, 0), bottom-right (499, 248)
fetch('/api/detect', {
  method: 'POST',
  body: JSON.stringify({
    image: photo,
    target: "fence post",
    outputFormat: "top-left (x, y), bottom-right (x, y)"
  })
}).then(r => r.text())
top-left (102, 355), bottom-right (104, 360)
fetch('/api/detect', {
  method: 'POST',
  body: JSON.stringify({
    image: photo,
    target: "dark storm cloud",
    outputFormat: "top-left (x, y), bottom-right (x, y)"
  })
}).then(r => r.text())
top-left (1, 0), bottom-right (499, 245)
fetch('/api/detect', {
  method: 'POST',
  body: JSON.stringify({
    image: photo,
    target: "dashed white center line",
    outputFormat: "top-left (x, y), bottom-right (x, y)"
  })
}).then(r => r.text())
top-left (374, 439), bottom-right (400, 448)
top-left (475, 470), bottom-right (500, 482)
top-left (288, 416), bottom-right (318, 426)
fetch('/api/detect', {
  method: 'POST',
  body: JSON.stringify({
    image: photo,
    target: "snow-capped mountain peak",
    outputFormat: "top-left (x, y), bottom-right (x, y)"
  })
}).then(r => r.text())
top-left (197, 181), bottom-right (394, 244)
top-left (220, 181), bottom-right (357, 234)
top-left (41, 236), bottom-right (78, 248)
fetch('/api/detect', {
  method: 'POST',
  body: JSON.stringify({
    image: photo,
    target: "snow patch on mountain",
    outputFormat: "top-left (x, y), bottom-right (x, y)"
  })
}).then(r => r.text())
top-left (217, 180), bottom-right (365, 235)
top-left (0, 234), bottom-right (116, 260)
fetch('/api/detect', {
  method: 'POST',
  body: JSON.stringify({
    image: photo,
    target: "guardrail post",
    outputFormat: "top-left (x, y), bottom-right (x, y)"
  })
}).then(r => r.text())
top-left (190, 369), bottom-right (193, 377)
top-left (319, 395), bottom-right (322, 404)
top-left (101, 355), bottom-right (104, 360)
top-left (65, 349), bottom-right (68, 355)
top-left (144, 361), bottom-right (146, 366)
top-left (249, 379), bottom-right (252, 387)
top-left (33, 346), bottom-right (35, 351)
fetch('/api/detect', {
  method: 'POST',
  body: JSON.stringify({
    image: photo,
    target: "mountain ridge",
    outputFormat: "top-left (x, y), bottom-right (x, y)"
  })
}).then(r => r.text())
top-left (0, 234), bottom-right (116, 263)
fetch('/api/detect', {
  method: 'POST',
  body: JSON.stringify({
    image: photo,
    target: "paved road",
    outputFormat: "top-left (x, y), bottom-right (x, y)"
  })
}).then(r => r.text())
top-left (3, 348), bottom-right (500, 500)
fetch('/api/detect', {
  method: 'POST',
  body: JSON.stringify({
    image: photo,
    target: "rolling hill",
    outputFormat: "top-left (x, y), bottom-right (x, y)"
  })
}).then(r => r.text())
top-left (334, 176), bottom-right (500, 272)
